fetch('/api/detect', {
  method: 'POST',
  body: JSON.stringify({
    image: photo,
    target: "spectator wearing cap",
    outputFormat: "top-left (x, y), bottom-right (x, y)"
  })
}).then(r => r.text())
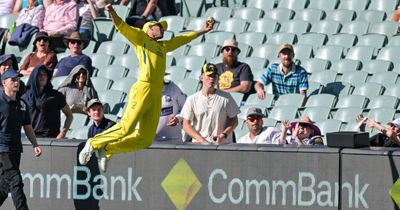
top-left (154, 79), bottom-right (186, 143)
top-left (19, 32), bottom-right (58, 76)
top-left (216, 39), bottom-right (254, 95)
top-left (42, 0), bottom-right (78, 37)
top-left (237, 106), bottom-right (283, 144)
top-left (0, 54), bottom-right (26, 96)
top-left (180, 63), bottom-right (240, 144)
top-left (22, 65), bottom-right (73, 138)
top-left (86, 98), bottom-right (116, 138)
top-left (58, 65), bottom-right (98, 114)
top-left (53, 32), bottom-right (93, 78)
top-left (280, 116), bottom-right (323, 146)
top-left (0, 69), bottom-right (42, 210)
top-left (357, 115), bottom-right (400, 147)
top-left (254, 43), bottom-right (309, 100)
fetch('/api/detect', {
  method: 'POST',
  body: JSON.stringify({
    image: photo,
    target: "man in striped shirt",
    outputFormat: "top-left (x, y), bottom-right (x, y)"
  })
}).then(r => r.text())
top-left (254, 43), bottom-right (308, 100)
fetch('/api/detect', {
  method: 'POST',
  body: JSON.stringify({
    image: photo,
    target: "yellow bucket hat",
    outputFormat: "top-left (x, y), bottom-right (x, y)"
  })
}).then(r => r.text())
top-left (142, 20), bottom-right (168, 33)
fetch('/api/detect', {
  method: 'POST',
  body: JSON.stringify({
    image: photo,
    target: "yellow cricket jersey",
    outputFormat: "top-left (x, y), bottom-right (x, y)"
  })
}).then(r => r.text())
top-left (115, 20), bottom-right (199, 86)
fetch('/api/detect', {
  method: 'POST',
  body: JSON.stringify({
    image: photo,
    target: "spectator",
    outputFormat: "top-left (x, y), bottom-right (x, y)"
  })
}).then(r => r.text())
top-left (155, 79), bottom-right (186, 143)
top-left (14, 0), bottom-right (45, 29)
top-left (22, 65), bottom-right (73, 138)
top-left (86, 98), bottom-right (115, 138)
top-left (357, 115), bottom-right (400, 147)
top-left (180, 63), bottom-right (240, 144)
top-left (237, 106), bottom-right (283, 144)
top-left (19, 32), bottom-right (58, 76)
top-left (77, 0), bottom-right (99, 40)
top-left (392, 5), bottom-right (400, 33)
top-left (42, 0), bottom-right (78, 48)
top-left (58, 65), bottom-right (98, 114)
top-left (254, 43), bottom-right (308, 100)
top-left (13, 0), bottom-right (50, 13)
top-left (0, 70), bottom-right (42, 210)
top-left (280, 116), bottom-right (323, 145)
top-left (53, 32), bottom-right (93, 77)
top-left (123, 0), bottom-right (158, 27)
top-left (216, 39), bottom-right (254, 94)
top-left (0, 0), bottom-right (18, 15)
top-left (0, 54), bottom-right (26, 96)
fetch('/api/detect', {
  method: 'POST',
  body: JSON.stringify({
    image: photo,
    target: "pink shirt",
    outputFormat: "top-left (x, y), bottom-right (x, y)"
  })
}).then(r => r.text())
top-left (43, 0), bottom-right (78, 36)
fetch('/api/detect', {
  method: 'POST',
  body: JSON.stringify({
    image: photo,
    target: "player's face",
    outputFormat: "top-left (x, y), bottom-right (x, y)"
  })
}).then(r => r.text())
top-left (149, 24), bottom-right (164, 40)
top-left (279, 49), bottom-right (294, 68)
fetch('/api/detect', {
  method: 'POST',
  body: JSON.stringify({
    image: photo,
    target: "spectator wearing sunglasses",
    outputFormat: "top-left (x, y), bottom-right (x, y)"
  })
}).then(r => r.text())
top-left (237, 106), bottom-right (283, 144)
top-left (20, 32), bottom-right (58, 76)
top-left (216, 39), bottom-right (254, 96)
top-left (53, 32), bottom-right (93, 78)
top-left (280, 116), bottom-right (323, 146)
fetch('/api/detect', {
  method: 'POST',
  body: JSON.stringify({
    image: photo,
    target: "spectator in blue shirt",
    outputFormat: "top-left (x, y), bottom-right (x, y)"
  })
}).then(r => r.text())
top-left (254, 43), bottom-right (308, 100)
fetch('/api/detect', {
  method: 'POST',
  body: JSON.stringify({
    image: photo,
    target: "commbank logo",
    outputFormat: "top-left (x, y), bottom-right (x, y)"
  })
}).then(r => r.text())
top-left (161, 158), bottom-right (202, 210)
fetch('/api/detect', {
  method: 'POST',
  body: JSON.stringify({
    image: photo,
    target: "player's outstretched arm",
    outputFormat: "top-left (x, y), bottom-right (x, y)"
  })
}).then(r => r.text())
top-left (194, 17), bottom-right (215, 36)
top-left (105, 4), bottom-right (122, 27)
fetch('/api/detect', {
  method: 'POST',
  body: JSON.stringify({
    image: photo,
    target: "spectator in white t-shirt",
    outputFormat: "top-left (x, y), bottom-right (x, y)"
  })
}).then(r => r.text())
top-left (237, 106), bottom-right (283, 144)
top-left (180, 63), bottom-right (240, 144)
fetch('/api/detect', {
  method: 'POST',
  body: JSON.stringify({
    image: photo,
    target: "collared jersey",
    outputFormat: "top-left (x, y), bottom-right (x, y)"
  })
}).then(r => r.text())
top-left (115, 19), bottom-right (198, 86)
top-left (0, 91), bottom-right (31, 153)
top-left (260, 63), bottom-right (308, 97)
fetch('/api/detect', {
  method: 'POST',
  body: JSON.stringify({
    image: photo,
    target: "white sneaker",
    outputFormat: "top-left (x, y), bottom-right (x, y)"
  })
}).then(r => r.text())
top-left (97, 147), bottom-right (108, 172)
top-left (79, 140), bottom-right (94, 165)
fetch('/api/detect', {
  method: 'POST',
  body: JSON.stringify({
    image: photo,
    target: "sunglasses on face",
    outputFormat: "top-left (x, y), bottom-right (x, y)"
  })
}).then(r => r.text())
top-left (69, 40), bottom-right (82, 45)
top-left (247, 116), bottom-right (262, 122)
top-left (223, 47), bottom-right (237, 52)
top-left (37, 38), bottom-right (49, 42)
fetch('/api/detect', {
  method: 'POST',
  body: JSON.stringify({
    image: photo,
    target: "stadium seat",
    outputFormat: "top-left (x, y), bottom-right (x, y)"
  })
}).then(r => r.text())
top-left (361, 59), bottom-right (393, 74)
top-left (68, 126), bottom-right (90, 139)
top-left (316, 119), bottom-right (343, 139)
top-left (113, 54), bottom-right (138, 70)
top-left (166, 54), bottom-right (175, 67)
top-left (339, 21), bottom-right (370, 36)
top-left (340, 71), bottom-right (369, 85)
top-left (110, 77), bottom-right (137, 92)
top-left (185, 17), bottom-right (207, 31)
top-left (244, 93), bottom-right (275, 108)
top-left (367, 0), bottom-right (398, 13)
top-left (368, 21), bottom-right (398, 37)
top-left (204, 31), bottom-right (235, 45)
top-left (217, 18), bottom-right (249, 34)
top-left (90, 53), bottom-right (114, 69)
top-left (356, 33), bottom-right (388, 56)
top-left (297, 32), bottom-right (328, 51)
top-left (293, 44), bottom-right (313, 62)
top-left (367, 95), bottom-right (399, 109)
top-left (274, 93), bottom-right (305, 108)
top-left (51, 76), bottom-right (68, 89)
top-left (187, 43), bottom-right (219, 60)
top-left (241, 57), bottom-right (268, 73)
top-left (333, 107), bottom-right (363, 123)
top-left (82, 40), bottom-right (97, 54)
top-left (251, 44), bottom-right (279, 61)
top-left (305, 94), bottom-right (337, 108)
top-left (326, 33), bottom-right (357, 51)
top-left (338, 0), bottom-right (369, 11)
top-left (335, 95), bottom-right (367, 109)
top-left (69, 114), bottom-right (89, 130)
top-left (377, 46), bottom-right (400, 63)
top-left (264, 8), bottom-right (295, 21)
top-left (294, 8), bottom-right (325, 22)
top-left (236, 32), bottom-right (266, 46)
top-left (278, 0), bottom-right (308, 11)
top-left (367, 108), bottom-right (396, 124)
top-left (307, 81), bottom-right (323, 96)
top-left (300, 58), bottom-right (330, 74)
top-left (325, 9), bottom-right (356, 22)
top-left (309, 70), bottom-right (338, 86)
top-left (246, 0), bottom-right (275, 11)
top-left (308, 0), bottom-right (339, 10)
top-left (237, 43), bottom-right (252, 58)
top-left (267, 105), bottom-right (299, 121)
top-left (314, 45), bottom-right (344, 61)
top-left (265, 32), bottom-right (297, 45)
top-left (230, 92), bottom-right (245, 107)
top-left (165, 66), bottom-right (187, 83)
top-left (176, 78), bottom-right (200, 96)
top-left (345, 46), bottom-right (375, 64)
top-left (98, 89), bottom-right (127, 113)
top-left (108, 5), bottom-right (130, 19)
top-left (356, 10), bottom-right (386, 23)
top-left (91, 77), bottom-right (113, 91)
top-left (387, 34), bottom-right (400, 46)
top-left (352, 82), bottom-right (384, 98)
top-left (278, 20), bottom-right (311, 35)
top-left (203, 7), bottom-right (233, 22)
top-left (213, 0), bottom-right (246, 7)
top-left (96, 65), bottom-right (129, 80)
top-left (310, 20), bottom-right (342, 35)
top-left (329, 59), bottom-right (361, 74)
top-left (159, 16), bottom-right (186, 34)
top-left (92, 18), bottom-right (114, 42)
top-left (383, 84), bottom-right (400, 98)
top-left (247, 18), bottom-right (279, 35)
top-left (369, 71), bottom-right (400, 85)
top-left (180, 0), bottom-right (206, 18)
top-left (321, 81), bottom-right (353, 96)
top-left (301, 106), bottom-right (332, 122)
top-left (176, 55), bottom-right (206, 73)
top-left (233, 7), bottom-right (264, 21)
top-left (97, 41), bottom-right (130, 56)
